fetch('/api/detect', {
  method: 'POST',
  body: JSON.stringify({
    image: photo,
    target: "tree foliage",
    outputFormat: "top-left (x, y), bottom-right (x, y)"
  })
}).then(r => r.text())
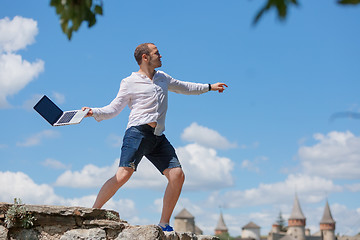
top-left (216, 232), bottom-right (236, 240)
top-left (254, 0), bottom-right (360, 24)
top-left (50, 0), bottom-right (103, 40)
top-left (49, 0), bottom-right (360, 40)
top-left (276, 211), bottom-right (287, 232)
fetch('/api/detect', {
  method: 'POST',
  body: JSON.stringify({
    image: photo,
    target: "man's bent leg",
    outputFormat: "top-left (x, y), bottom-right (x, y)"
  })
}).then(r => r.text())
top-left (93, 167), bottom-right (134, 208)
top-left (159, 167), bottom-right (185, 224)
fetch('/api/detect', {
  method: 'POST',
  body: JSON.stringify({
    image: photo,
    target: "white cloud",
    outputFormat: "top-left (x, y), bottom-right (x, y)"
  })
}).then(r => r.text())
top-left (207, 174), bottom-right (342, 209)
top-left (22, 92), bottom-right (65, 110)
top-left (42, 158), bottom-right (71, 170)
top-left (54, 143), bottom-right (234, 191)
top-left (22, 94), bottom-right (43, 110)
top-left (299, 131), bottom-right (360, 179)
top-left (0, 16), bottom-right (44, 108)
top-left (329, 203), bottom-right (360, 236)
top-left (241, 156), bottom-right (268, 173)
top-left (0, 16), bottom-right (38, 53)
top-left (241, 159), bottom-right (260, 173)
top-left (62, 195), bottom-right (137, 220)
top-left (52, 92), bottom-right (65, 104)
top-left (154, 197), bottom-right (206, 218)
top-left (0, 171), bottom-right (138, 222)
top-left (55, 158), bottom-right (168, 190)
top-left (107, 134), bottom-right (123, 147)
top-left (55, 160), bottom-right (118, 188)
top-left (0, 143), bottom-right (8, 149)
top-left (122, 142), bottom-right (235, 191)
top-left (54, 122), bottom-right (236, 191)
top-left (17, 130), bottom-right (60, 147)
top-left (0, 171), bottom-right (62, 205)
top-left (177, 143), bottom-right (234, 190)
top-left (240, 141), bottom-right (259, 149)
top-left (345, 183), bottom-right (360, 192)
top-left (127, 160), bottom-right (167, 189)
top-left (0, 53), bottom-right (44, 107)
top-left (181, 122), bottom-right (237, 149)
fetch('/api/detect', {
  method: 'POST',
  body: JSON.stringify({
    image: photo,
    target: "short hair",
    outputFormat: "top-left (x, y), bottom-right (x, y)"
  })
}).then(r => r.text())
top-left (134, 43), bottom-right (154, 65)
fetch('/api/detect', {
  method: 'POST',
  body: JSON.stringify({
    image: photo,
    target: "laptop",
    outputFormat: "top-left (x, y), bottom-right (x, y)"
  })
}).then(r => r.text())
top-left (33, 95), bottom-right (89, 126)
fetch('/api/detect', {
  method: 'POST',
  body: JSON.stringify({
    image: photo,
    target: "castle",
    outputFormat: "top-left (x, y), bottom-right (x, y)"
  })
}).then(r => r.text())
top-left (174, 195), bottom-right (358, 240)
top-left (268, 195), bottom-right (336, 240)
top-left (212, 194), bottom-right (337, 240)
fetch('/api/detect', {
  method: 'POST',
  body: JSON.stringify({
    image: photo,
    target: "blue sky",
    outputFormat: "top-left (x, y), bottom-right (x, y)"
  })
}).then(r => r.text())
top-left (1, 0), bottom-right (360, 236)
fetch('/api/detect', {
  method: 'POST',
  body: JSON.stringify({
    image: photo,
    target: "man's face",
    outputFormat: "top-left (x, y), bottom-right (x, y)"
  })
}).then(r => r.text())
top-left (147, 44), bottom-right (162, 68)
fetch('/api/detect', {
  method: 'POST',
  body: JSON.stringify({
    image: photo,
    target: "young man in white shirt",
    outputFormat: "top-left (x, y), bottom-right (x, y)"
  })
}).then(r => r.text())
top-left (82, 43), bottom-right (227, 231)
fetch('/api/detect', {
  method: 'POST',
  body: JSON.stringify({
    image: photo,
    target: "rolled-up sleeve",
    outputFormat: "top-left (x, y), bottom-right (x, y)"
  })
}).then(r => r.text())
top-left (92, 80), bottom-right (130, 122)
top-left (168, 76), bottom-right (209, 95)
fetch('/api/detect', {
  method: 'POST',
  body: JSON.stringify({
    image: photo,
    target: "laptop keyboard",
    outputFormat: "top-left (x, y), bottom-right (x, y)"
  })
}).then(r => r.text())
top-left (57, 111), bottom-right (77, 124)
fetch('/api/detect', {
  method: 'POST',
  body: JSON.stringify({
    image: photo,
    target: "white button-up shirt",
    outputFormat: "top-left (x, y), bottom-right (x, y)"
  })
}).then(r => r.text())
top-left (92, 71), bottom-right (209, 136)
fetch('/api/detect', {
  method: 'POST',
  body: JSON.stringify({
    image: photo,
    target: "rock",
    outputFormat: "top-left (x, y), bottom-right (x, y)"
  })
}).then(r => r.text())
top-left (115, 225), bottom-right (166, 240)
top-left (197, 235), bottom-right (220, 240)
top-left (8, 228), bottom-right (39, 240)
top-left (164, 231), bottom-right (220, 240)
top-left (0, 203), bottom-right (219, 240)
top-left (0, 225), bottom-right (8, 240)
top-left (164, 231), bottom-right (180, 240)
top-left (60, 228), bottom-right (106, 240)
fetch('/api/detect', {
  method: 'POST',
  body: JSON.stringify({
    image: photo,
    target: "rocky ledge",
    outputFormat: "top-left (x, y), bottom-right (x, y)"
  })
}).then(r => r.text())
top-left (0, 202), bottom-right (218, 240)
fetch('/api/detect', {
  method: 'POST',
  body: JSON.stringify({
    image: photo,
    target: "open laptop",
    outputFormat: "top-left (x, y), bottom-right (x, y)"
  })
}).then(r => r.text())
top-left (33, 95), bottom-right (89, 126)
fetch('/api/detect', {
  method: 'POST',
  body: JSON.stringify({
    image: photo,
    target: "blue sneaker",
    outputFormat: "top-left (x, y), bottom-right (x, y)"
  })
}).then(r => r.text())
top-left (158, 224), bottom-right (174, 232)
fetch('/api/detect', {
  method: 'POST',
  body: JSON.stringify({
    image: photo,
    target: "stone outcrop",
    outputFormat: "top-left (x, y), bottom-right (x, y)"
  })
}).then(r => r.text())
top-left (0, 202), bottom-right (218, 240)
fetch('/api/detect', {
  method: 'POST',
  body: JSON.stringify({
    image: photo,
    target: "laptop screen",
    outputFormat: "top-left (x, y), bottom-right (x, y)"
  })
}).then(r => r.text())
top-left (33, 95), bottom-right (63, 125)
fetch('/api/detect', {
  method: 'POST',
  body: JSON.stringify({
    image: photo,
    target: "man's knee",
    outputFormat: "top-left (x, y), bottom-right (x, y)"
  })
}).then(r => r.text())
top-left (177, 169), bottom-right (185, 184)
top-left (115, 167), bottom-right (134, 183)
top-left (165, 167), bottom-right (185, 184)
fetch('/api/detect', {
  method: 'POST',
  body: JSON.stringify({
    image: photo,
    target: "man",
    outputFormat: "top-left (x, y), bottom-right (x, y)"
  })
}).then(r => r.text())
top-left (82, 43), bottom-right (227, 231)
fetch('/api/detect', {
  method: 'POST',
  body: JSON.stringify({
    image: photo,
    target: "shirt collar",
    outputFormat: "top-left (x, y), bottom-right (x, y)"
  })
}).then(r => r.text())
top-left (133, 70), bottom-right (159, 80)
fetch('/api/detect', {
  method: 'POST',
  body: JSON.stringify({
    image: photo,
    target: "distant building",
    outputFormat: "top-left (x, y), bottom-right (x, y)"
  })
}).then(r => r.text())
top-left (174, 208), bottom-right (203, 234)
top-left (287, 194), bottom-right (307, 240)
top-left (242, 221), bottom-right (261, 240)
top-left (268, 195), bottom-right (336, 240)
top-left (320, 201), bottom-right (336, 240)
top-left (215, 211), bottom-right (229, 235)
top-left (338, 235), bottom-right (360, 240)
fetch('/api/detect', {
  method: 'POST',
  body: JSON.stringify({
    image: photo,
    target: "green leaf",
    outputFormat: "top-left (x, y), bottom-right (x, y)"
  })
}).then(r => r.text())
top-left (253, 0), bottom-right (299, 25)
top-left (67, 28), bottom-right (73, 40)
top-left (88, 14), bottom-right (96, 27)
top-left (85, 0), bottom-right (92, 8)
top-left (94, 5), bottom-right (103, 15)
top-left (338, 0), bottom-right (360, 4)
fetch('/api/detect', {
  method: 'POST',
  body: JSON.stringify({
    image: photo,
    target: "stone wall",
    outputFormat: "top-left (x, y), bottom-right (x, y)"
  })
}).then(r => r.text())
top-left (0, 202), bottom-right (218, 240)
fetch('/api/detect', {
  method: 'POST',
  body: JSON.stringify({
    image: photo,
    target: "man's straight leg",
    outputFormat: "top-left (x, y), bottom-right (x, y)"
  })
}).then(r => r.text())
top-left (93, 125), bottom-right (149, 208)
top-left (93, 167), bottom-right (134, 208)
top-left (159, 167), bottom-right (185, 224)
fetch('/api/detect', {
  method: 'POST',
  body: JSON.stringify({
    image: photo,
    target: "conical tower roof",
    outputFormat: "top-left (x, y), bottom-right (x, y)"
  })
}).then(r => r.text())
top-left (215, 212), bottom-right (228, 231)
top-left (242, 221), bottom-right (260, 229)
top-left (175, 208), bottom-right (194, 219)
top-left (320, 201), bottom-right (335, 224)
top-left (289, 194), bottom-right (306, 220)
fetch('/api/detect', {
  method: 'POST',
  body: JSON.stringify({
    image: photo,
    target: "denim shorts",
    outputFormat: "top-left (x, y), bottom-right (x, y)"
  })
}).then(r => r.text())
top-left (119, 124), bottom-right (181, 174)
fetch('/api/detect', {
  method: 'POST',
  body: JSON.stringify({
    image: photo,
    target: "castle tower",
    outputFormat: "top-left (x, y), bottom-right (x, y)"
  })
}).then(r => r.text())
top-left (271, 222), bottom-right (280, 233)
top-left (242, 221), bottom-right (261, 240)
top-left (320, 200), bottom-right (336, 240)
top-left (174, 208), bottom-right (195, 233)
top-left (214, 211), bottom-right (228, 235)
top-left (287, 194), bottom-right (306, 240)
